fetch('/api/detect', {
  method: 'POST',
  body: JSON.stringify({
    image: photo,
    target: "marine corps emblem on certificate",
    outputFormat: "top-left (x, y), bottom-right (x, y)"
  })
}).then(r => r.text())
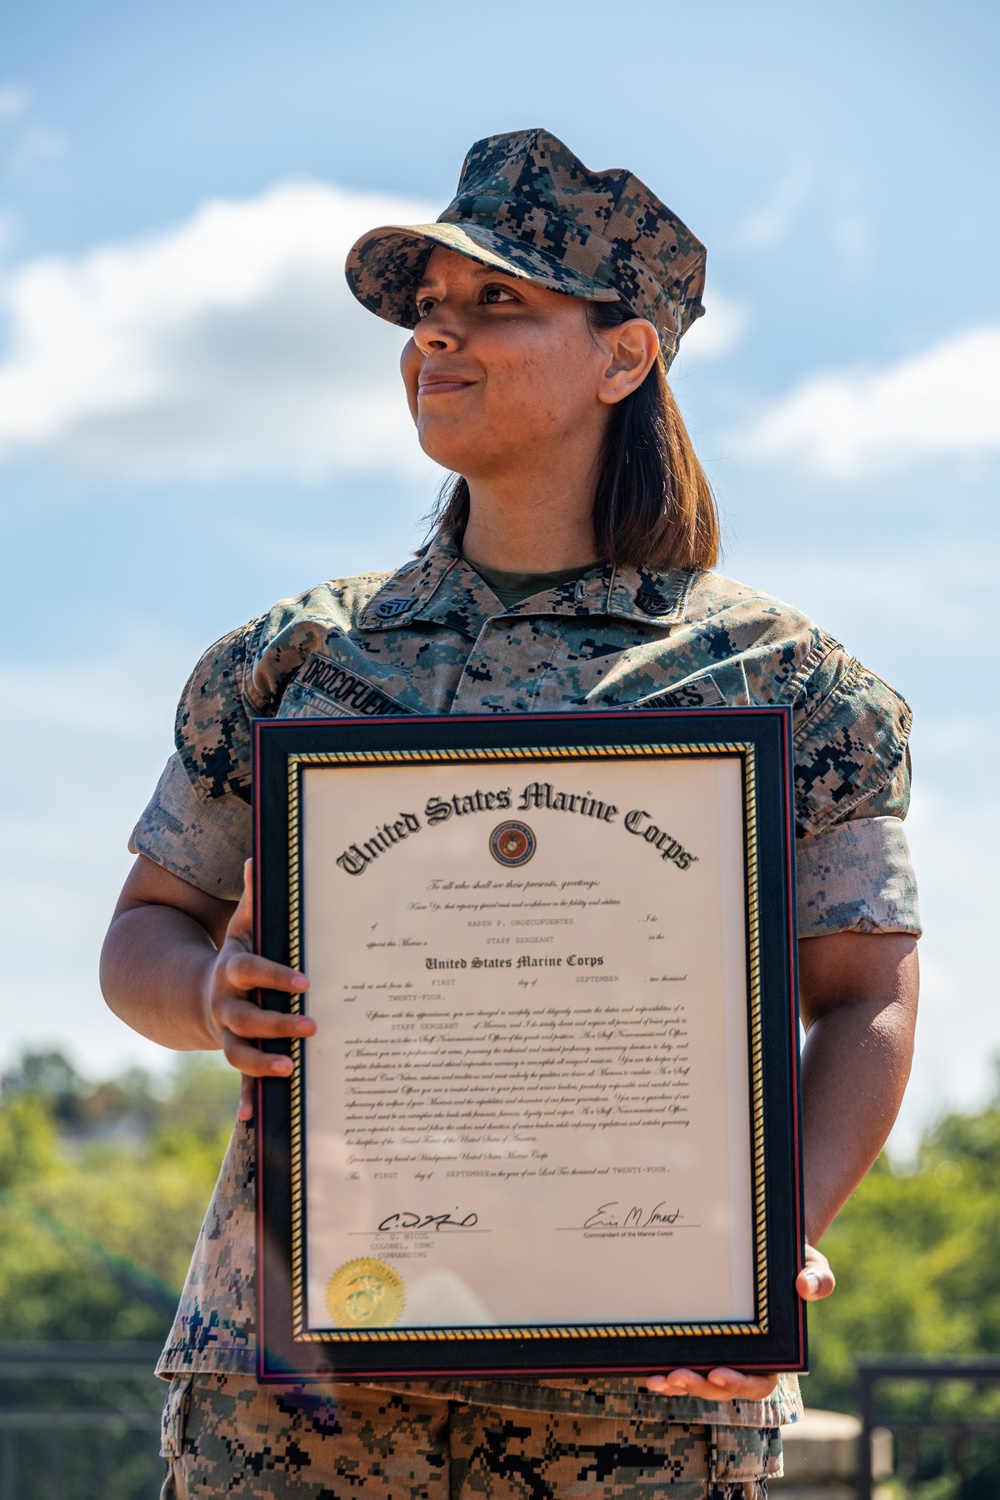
top-left (326, 1260), bottom-right (406, 1328)
top-left (254, 708), bottom-right (806, 1380)
top-left (489, 820), bottom-right (536, 867)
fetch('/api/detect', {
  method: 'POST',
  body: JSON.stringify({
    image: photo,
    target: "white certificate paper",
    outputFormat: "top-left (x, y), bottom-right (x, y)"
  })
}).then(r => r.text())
top-left (299, 754), bottom-right (756, 1333)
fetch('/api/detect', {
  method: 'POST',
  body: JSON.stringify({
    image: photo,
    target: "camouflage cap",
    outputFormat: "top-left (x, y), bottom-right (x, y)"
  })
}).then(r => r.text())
top-left (345, 128), bottom-right (706, 369)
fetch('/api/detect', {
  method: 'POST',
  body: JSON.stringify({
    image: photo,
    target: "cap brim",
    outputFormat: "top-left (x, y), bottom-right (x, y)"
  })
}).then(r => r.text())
top-left (345, 220), bottom-right (620, 330)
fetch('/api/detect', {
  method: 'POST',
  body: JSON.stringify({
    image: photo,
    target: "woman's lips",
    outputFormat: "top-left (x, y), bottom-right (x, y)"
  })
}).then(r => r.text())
top-left (418, 377), bottom-right (474, 396)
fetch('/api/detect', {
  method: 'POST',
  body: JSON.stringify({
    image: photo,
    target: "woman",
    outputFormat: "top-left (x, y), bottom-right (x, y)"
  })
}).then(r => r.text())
top-left (102, 128), bottom-right (919, 1499)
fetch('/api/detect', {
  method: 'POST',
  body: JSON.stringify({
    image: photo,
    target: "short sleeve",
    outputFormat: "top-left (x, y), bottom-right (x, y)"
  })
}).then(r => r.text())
top-left (793, 656), bottom-right (912, 835)
top-left (128, 619), bottom-right (266, 899)
top-left (796, 815), bottom-right (921, 938)
top-left (174, 619), bottom-right (267, 804)
top-left (791, 651), bottom-right (919, 936)
top-left (129, 753), bottom-right (250, 901)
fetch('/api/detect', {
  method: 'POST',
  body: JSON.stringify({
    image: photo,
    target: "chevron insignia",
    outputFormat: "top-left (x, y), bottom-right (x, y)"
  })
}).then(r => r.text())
top-left (374, 597), bottom-right (417, 619)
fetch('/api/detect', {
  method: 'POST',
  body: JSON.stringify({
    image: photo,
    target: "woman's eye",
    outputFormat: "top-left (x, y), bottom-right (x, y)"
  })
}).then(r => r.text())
top-left (481, 284), bottom-right (517, 305)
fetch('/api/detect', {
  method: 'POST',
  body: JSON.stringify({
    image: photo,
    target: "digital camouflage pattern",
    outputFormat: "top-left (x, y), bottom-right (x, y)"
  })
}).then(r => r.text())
top-left (136, 530), bottom-right (921, 1448)
top-left (345, 128), bottom-right (707, 369)
top-left (161, 1372), bottom-right (781, 1498)
top-left (149, 528), bottom-right (916, 860)
top-left (153, 1122), bottom-right (805, 1432)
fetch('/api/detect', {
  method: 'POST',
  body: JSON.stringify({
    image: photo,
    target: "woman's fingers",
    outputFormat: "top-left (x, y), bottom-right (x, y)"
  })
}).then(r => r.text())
top-left (645, 1246), bottom-right (835, 1399)
top-left (237, 1075), bottom-right (256, 1121)
top-left (226, 860), bottom-right (255, 943)
top-left (223, 1031), bottom-right (295, 1077)
top-left (218, 950), bottom-right (309, 997)
top-left (797, 1243), bottom-right (836, 1301)
top-left (703, 1369), bottom-right (779, 1400)
top-left (217, 861), bottom-right (309, 996)
top-left (212, 859), bottom-right (315, 1089)
top-left (646, 1367), bottom-right (779, 1400)
top-left (214, 995), bottom-right (316, 1041)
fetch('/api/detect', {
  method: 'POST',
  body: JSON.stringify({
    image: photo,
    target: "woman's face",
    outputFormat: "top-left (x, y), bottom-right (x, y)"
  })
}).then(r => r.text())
top-left (399, 247), bottom-right (616, 480)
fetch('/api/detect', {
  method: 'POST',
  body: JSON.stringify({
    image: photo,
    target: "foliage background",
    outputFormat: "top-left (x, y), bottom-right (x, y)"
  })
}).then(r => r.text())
top-left (2, 1049), bottom-right (997, 1414)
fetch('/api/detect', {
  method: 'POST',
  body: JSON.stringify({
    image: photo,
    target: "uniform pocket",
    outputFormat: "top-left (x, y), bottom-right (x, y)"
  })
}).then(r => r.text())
top-left (711, 1424), bottom-right (783, 1481)
top-left (160, 1375), bottom-right (193, 1460)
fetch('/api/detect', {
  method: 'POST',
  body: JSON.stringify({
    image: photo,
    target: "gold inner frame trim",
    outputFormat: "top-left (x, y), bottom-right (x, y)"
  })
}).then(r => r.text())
top-left (283, 742), bottom-right (768, 1344)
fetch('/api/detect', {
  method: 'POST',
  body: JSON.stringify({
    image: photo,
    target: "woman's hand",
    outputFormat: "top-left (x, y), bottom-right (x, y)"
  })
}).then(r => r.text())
top-left (101, 854), bottom-right (316, 1123)
top-left (201, 862), bottom-right (316, 1120)
top-left (645, 1243), bottom-right (835, 1400)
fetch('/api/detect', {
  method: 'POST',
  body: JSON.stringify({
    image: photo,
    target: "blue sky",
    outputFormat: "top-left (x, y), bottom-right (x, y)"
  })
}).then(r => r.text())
top-left (1, 0), bottom-right (997, 1147)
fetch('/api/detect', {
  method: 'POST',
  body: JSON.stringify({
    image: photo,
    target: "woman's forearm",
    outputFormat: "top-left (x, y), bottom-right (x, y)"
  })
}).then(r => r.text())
top-left (100, 855), bottom-right (311, 1092)
top-left (100, 901), bottom-right (220, 1051)
top-left (799, 932), bottom-right (919, 1243)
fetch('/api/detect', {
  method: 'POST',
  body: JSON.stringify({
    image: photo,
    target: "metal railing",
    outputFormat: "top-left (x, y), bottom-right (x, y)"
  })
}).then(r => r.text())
top-left (857, 1356), bottom-right (1000, 1498)
top-left (0, 1343), bottom-right (164, 1500)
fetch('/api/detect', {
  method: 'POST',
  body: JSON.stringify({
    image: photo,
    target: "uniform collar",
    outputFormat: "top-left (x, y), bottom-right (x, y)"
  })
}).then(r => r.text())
top-left (357, 531), bottom-right (697, 636)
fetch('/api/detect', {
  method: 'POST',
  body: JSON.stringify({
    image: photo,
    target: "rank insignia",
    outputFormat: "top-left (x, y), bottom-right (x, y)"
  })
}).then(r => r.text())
top-left (635, 589), bottom-right (672, 616)
top-left (374, 597), bottom-right (417, 619)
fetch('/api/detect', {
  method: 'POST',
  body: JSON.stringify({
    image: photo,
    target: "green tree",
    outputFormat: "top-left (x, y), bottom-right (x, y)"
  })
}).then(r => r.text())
top-left (804, 1097), bottom-right (1000, 1412)
top-left (3, 1039), bottom-right (1000, 1434)
top-left (0, 1094), bottom-right (59, 1190)
top-left (0, 1051), bottom-right (239, 1340)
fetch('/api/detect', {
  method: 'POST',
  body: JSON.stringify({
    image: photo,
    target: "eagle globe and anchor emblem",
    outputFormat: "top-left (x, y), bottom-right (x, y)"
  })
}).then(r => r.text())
top-left (489, 820), bottom-right (537, 867)
top-left (326, 1259), bottom-right (406, 1328)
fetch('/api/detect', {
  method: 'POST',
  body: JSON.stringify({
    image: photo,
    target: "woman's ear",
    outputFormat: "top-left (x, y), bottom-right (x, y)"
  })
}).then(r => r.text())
top-left (596, 319), bottom-right (661, 405)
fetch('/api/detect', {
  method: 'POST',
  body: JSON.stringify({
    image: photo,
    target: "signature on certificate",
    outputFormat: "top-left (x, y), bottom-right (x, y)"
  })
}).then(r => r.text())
top-left (581, 1201), bottom-right (684, 1229)
top-left (377, 1210), bottom-right (481, 1233)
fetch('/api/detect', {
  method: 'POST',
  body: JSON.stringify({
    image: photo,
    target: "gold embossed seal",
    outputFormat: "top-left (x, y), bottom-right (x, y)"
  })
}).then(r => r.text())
top-left (326, 1259), bottom-right (406, 1329)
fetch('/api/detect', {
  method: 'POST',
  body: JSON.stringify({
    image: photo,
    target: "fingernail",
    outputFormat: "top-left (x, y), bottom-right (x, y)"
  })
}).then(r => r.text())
top-left (272, 1058), bottom-right (293, 1075)
top-left (294, 1020), bottom-right (314, 1035)
top-left (803, 1270), bottom-right (819, 1294)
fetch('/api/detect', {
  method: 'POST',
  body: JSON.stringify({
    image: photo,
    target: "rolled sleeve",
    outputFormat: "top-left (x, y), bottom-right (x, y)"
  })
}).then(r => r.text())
top-left (129, 753), bottom-right (251, 901)
top-left (796, 815), bottom-right (921, 938)
top-left (792, 654), bottom-right (912, 835)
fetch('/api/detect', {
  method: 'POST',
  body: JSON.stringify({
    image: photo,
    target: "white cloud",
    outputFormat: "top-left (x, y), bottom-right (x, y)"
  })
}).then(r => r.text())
top-left (0, 177), bottom-right (749, 484)
top-left (734, 327), bottom-right (1000, 476)
top-left (0, 83), bottom-right (30, 122)
top-left (0, 178), bottom-right (439, 481)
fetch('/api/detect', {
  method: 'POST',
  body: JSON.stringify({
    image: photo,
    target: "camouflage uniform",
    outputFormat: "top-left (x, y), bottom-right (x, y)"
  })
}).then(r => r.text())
top-left (133, 533), bottom-right (921, 1496)
top-left (161, 1374), bottom-right (781, 1498)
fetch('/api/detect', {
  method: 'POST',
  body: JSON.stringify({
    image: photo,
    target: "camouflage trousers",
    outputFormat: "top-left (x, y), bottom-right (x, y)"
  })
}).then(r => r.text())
top-left (160, 1374), bottom-right (780, 1498)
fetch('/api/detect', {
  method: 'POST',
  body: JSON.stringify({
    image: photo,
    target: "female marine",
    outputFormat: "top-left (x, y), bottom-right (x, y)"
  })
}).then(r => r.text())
top-left (102, 129), bottom-right (919, 1499)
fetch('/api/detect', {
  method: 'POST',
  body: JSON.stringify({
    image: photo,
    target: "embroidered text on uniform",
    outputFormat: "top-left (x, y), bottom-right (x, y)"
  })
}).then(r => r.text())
top-left (299, 657), bottom-right (410, 715)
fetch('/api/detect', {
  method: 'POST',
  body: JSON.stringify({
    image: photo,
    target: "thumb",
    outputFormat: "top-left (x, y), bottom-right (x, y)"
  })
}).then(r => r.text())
top-left (227, 859), bottom-right (254, 944)
top-left (797, 1244), bottom-right (836, 1302)
top-left (237, 1074), bottom-right (256, 1121)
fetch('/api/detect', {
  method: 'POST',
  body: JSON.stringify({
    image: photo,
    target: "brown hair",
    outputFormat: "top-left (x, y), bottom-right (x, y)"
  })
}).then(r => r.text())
top-left (431, 300), bottom-right (720, 571)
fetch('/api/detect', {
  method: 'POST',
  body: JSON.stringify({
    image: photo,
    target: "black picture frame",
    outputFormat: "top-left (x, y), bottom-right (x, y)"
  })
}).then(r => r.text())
top-left (254, 708), bottom-right (805, 1380)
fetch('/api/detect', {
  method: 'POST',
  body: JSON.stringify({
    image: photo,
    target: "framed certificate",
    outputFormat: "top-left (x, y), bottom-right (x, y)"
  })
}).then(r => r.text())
top-left (254, 709), bottom-right (805, 1380)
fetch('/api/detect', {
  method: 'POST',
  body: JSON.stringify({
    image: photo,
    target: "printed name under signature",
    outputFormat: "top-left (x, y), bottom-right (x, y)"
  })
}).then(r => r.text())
top-left (377, 1210), bottom-right (480, 1233)
top-left (583, 1201), bottom-right (683, 1229)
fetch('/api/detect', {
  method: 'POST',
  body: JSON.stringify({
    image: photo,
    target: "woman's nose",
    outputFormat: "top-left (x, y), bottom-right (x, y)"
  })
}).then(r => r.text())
top-left (412, 305), bottom-right (462, 355)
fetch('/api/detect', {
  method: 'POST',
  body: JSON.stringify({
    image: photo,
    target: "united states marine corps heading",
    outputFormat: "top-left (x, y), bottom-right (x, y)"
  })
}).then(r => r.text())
top-left (102, 126), bottom-right (921, 1499)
